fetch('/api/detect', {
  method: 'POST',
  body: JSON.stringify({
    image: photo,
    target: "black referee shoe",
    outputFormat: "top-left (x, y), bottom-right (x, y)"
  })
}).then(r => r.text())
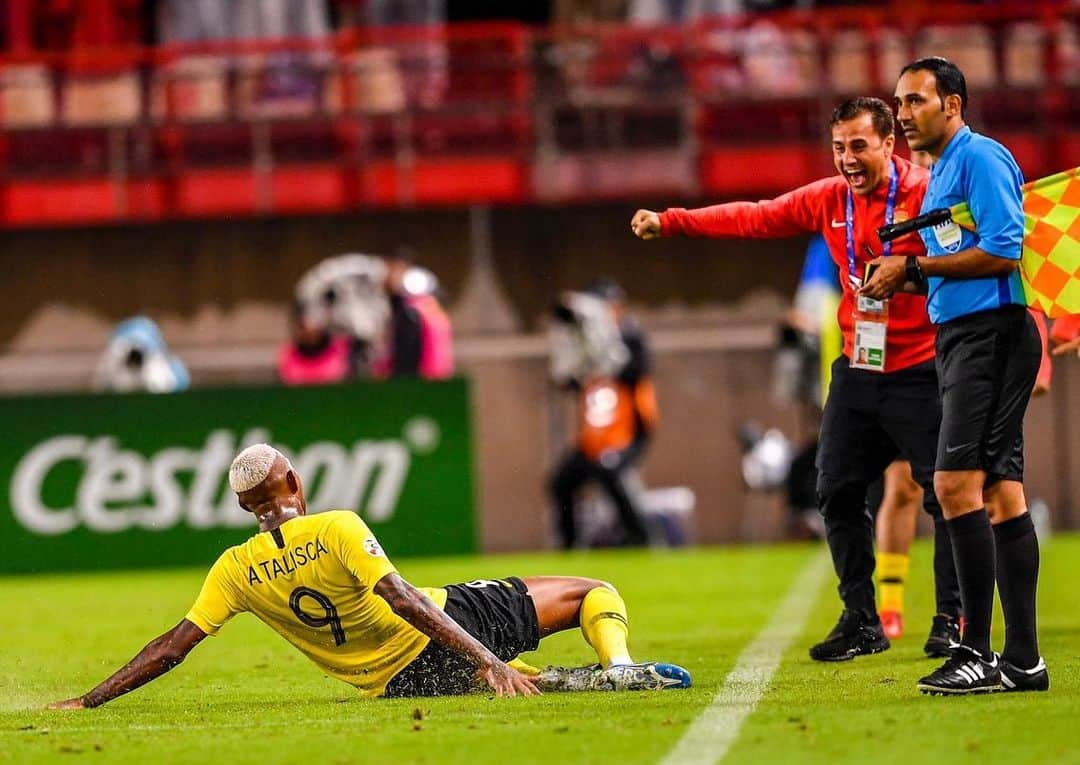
top-left (923, 614), bottom-right (961, 658)
top-left (809, 610), bottom-right (890, 662)
top-left (917, 645), bottom-right (1003, 695)
top-left (999, 655), bottom-right (1050, 692)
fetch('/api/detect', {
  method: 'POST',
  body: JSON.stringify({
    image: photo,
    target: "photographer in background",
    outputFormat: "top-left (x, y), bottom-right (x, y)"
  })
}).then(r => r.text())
top-left (278, 299), bottom-right (352, 386)
top-left (294, 252), bottom-right (453, 381)
top-left (93, 316), bottom-right (189, 394)
top-left (548, 279), bottom-right (656, 550)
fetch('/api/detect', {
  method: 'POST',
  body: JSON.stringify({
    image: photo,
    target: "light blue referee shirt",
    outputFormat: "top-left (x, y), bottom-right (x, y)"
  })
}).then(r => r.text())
top-left (918, 126), bottom-right (1026, 324)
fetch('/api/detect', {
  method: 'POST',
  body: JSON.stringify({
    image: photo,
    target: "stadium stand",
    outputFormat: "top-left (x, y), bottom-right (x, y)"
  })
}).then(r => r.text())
top-left (0, 2), bottom-right (1076, 225)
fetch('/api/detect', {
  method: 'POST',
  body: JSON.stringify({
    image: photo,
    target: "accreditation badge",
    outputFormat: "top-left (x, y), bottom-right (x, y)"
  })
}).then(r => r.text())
top-left (852, 295), bottom-right (887, 372)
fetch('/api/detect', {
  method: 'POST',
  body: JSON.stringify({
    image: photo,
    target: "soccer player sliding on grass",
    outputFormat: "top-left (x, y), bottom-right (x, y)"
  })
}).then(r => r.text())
top-left (49, 444), bottom-right (690, 709)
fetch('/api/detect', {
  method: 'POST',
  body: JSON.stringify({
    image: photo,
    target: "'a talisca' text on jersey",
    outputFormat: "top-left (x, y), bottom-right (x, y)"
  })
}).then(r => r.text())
top-left (185, 510), bottom-right (447, 696)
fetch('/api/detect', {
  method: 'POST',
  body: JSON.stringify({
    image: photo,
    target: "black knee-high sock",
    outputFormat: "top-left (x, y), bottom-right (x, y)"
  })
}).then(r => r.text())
top-left (946, 509), bottom-right (995, 657)
top-left (932, 516), bottom-right (963, 618)
top-left (994, 513), bottom-right (1040, 668)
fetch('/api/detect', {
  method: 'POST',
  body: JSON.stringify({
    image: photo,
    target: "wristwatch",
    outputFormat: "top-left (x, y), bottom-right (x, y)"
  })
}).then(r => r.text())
top-left (905, 255), bottom-right (926, 287)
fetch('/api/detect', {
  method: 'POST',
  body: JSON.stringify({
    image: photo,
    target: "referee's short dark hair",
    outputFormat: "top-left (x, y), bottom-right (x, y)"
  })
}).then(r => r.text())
top-left (829, 97), bottom-right (894, 140)
top-left (900, 57), bottom-right (968, 118)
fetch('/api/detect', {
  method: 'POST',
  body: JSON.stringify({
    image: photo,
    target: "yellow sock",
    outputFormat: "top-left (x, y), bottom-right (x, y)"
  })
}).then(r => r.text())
top-left (508, 658), bottom-right (539, 676)
top-left (580, 586), bottom-right (632, 668)
top-left (877, 552), bottom-right (910, 613)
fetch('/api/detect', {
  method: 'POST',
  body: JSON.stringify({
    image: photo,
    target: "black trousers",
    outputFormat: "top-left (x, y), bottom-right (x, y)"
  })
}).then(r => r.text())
top-left (549, 441), bottom-right (649, 549)
top-left (816, 357), bottom-right (961, 618)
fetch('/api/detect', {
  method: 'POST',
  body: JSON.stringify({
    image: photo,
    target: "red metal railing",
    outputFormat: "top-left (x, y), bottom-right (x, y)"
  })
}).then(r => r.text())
top-left (0, 4), bottom-right (1076, 227)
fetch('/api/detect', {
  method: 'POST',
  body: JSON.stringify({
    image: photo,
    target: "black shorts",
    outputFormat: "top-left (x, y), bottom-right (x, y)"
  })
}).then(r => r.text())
top-left (382, 577), bottom-right (541, 698)
top-left (816, 357), bottom-right (941, 498)
top-left (935, 304), bottom-right (1040, 481)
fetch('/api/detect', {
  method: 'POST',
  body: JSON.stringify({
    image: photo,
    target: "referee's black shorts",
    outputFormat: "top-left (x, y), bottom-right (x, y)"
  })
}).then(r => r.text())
top-left (382, 577), bottom-right (540, 697)
top-left (935, 304), bottom-right (1041, 481)
top-left (816, 356), bottom-right (941, 499)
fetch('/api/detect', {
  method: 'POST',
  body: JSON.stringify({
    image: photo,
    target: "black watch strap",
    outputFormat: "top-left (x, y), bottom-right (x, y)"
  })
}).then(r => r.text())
top-left (905, 255), bottom-right (924, 286)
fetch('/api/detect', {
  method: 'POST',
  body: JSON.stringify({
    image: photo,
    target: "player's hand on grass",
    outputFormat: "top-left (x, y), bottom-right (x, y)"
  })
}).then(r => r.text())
top-left (1051, 336), bottom-right (1080, 357)
top-left (47, 697), bottom-right (87, 710)
top-left (631, 210), bottom-right (662, 240)
top-left (476, 659), bottom-right (541, 698)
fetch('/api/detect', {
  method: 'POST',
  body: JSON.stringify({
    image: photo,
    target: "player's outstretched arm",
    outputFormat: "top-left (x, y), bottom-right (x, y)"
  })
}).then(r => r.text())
top-left (373, 573), bottom-right (539, 698)
top-left (48, 619), bottom-right (207, 710)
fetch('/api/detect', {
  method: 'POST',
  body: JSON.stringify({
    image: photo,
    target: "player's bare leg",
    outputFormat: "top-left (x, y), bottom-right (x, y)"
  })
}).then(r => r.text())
top-left (875, 460), bottom-right (920, 639)
top-left (520, 576), bottom-right (691, 691)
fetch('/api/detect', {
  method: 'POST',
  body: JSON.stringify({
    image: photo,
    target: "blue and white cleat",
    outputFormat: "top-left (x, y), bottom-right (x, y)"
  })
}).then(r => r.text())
top-left (594, 662), bottom-right (692, 691)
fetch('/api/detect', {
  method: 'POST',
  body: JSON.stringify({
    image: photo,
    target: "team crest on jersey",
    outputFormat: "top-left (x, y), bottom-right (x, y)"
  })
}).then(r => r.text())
top-left (363, 537), bottom-right (385, 557)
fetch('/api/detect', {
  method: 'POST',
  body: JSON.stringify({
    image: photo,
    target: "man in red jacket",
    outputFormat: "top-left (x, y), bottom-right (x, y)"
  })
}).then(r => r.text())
top-left (631, 97), bottom-right (961, 661)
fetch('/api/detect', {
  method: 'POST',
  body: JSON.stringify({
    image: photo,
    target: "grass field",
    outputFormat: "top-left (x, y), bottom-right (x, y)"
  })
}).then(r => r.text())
top-left (2, 535), bottom-right (1078, 765)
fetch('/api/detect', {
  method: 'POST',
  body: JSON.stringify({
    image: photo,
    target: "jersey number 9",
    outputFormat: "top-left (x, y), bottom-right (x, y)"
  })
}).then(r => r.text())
top-left (289, 586), bottom-right (346, 646)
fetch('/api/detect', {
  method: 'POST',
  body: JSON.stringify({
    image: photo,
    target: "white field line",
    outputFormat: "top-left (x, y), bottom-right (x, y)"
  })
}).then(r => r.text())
top-left (658, 548), bottom-right (833, 765)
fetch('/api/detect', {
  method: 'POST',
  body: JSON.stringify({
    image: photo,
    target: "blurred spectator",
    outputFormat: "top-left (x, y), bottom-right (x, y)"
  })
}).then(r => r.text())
top-left (154, 0), bottom-right (232, 121)
top-left (631, 1), bottom-right (813, 96)
top-left (373, 255), bottom-right (455, 379)
top-left (553, 0), bottom-right (629, 25)
top-left (93, 317), bottom-right (190, 393)
top-left (628, 0), bottom-right (805, 23)
top-left (33, 0), bottom-right (148, 51)
top-left (355, 0), bottom-right (448, 111)
top-left (278, 300), bottom-right (352, 385)
top-left (155, 0), bottom-right (330, 120)
top-left (155, 0), bottom-right (230, 44)
top-left (548, 278), bottom-right (656, 549)
top-left (20, 0), bottom-right (148, 125)
top-left (627, 0), bottom-right (738, 22)
top-left (233, 0), bottom-right (331, 117)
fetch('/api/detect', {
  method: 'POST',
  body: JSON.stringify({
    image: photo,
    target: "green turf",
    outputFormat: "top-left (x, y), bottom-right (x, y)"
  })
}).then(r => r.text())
top-left (1, 537), bottom-right (1077, 764)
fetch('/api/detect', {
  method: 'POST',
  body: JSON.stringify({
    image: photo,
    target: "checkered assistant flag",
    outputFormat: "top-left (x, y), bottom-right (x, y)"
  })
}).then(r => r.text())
top-left (878, 167), bottom-right (1080, 318)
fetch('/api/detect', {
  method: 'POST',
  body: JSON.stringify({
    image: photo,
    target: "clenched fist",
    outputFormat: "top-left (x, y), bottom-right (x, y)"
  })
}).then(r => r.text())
top-left (630, 209), bottom-right (662, 240)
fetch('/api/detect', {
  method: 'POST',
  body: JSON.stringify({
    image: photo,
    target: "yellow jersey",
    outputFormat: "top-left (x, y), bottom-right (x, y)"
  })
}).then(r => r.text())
top-left (184, 510), bottom-right (447, 697)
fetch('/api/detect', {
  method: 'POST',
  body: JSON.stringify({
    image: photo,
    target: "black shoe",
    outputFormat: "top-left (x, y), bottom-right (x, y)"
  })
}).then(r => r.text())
top-left (999, 655), bottom-right (1050, 692)
top-left (923, 614), bottom-right (961, 658)
top-left (809, 610), bottom-right (890, 662)
top-left (917, 645), bottom-right (1003, 695)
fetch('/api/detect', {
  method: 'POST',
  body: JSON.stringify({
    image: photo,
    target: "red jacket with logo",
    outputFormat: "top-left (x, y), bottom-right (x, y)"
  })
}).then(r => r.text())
top-left (659, 157), bottom-right (935, 372)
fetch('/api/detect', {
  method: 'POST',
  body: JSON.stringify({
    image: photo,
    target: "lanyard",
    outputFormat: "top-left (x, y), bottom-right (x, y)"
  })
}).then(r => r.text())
top-left (846, 160), bottom-right (898, 280)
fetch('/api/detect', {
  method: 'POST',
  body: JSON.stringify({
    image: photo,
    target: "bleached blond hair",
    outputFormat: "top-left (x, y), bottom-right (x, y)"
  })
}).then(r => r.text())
top-left (228, 444), bottom-right (286, 493)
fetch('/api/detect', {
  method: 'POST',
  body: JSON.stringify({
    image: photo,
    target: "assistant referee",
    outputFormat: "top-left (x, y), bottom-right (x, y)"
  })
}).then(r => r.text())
top-left (863, 57), bottom-right (1047, 695)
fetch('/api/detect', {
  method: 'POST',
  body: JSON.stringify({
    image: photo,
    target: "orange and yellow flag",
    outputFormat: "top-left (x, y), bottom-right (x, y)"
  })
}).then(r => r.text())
top-left (949, 167), bottom-right (1080, 318)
